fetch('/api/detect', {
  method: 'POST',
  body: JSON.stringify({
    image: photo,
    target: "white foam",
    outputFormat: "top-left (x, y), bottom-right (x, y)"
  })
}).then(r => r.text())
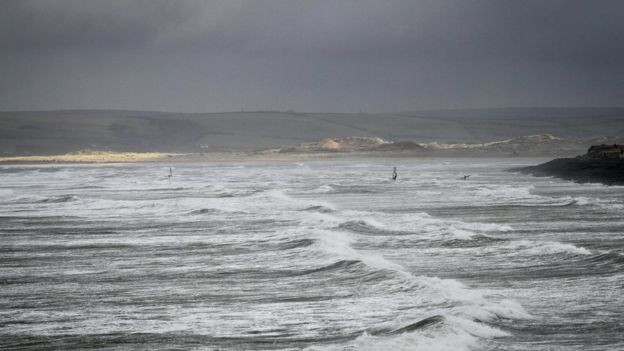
top-left (573, 196), bottom-right (591, 206)
top-left (260, 188), bottom-right (293, 200)
top-left (446, 315), bottom-right (510, 338)
top-left (473, 185), bottom-right (536, 200)
top-left (313, 228), bottom-right (406, 272)
top-left (346, 330), bottom-right (479, 351)
top-left (450, 299), bottom-right (532, 322)
top-left (306, 314), bottom-right (509, 351)
top-left (337, 210), bottom-right (512, 239)
top-left (3, 162), bottom-right (554, 347)
top-left (447, 227), bottom-right (478, 239)
top-left (509, 240), bottom-right (592, 256)
top-left (310, 184), bottom-right (335, 193)
top-left (306, 221), bottom-right (532, 345)
top-left (567, 195), bottom-right (624, 210)
top-left (458, 222), bottom-right (513, 232)
top-left (414, 277), bottom-right (532, 321)
top-left (0, 188), bottom-right (14, 198)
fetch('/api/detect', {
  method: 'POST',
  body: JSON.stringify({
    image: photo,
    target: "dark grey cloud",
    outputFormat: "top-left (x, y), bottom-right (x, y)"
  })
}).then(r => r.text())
top-left (1, 0), bottom-right (623, 112)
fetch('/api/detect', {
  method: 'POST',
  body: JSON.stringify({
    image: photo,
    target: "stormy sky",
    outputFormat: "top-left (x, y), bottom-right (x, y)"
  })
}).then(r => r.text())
top-left (1, 0), bottom-right (623, 113)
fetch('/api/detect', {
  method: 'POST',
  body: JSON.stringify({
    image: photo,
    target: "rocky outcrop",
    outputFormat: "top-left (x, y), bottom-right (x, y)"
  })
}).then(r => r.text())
top-left (514, 145), bottom-right (624, 185)
top-left (585, 144), bottom-right (624, 159)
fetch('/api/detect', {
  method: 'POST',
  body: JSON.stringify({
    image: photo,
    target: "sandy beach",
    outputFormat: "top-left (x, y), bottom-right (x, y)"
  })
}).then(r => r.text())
top-left (0, 150), bottom-right (354, 165)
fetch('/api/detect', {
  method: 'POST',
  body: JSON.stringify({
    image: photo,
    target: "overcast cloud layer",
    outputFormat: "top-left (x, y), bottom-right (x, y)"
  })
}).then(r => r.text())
top-left (1, 0), bottom-right (623, 112)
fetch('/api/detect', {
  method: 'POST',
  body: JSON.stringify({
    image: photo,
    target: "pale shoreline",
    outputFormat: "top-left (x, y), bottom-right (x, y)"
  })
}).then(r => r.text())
top-left (0, 151), bottom-right (352, 165)
top-left (0, 151), bottom-right (183, 164)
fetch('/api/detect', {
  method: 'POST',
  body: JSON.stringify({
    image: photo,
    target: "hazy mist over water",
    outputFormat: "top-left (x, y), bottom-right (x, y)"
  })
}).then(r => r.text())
top-left (1, 159), bottom-right (623, 350)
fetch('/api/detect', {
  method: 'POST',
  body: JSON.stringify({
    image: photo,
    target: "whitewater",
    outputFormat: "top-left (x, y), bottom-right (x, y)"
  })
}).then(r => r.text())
top-left (0, 158), bottom-right (622, 350)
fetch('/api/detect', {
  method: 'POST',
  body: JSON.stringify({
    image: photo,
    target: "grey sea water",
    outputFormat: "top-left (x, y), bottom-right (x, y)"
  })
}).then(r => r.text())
top-left (0, 158), bottom-right (622, 350)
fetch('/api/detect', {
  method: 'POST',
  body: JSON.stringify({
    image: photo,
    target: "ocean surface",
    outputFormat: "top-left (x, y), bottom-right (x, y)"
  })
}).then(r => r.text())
top-left (1, 158), bottom-right (622, 350)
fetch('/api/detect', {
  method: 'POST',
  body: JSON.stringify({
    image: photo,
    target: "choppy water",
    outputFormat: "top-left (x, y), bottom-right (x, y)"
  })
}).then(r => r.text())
top-left (1, 158), bottom-right (623, 350)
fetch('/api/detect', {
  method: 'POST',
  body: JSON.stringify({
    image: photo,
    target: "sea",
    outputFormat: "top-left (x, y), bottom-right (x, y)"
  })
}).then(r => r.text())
top-left (0, 158), bottom-right (622, 351)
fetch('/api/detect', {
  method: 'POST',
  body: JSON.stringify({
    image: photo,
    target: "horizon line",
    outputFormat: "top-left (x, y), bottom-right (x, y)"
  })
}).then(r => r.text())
top-left (2, 105), bottom-right (624, 115)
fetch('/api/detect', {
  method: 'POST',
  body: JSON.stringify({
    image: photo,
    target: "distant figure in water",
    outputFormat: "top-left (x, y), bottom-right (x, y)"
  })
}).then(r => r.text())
top-left (168, 168), bottom-right (173, 179)
top-left (392, 167), bottom-right (398, 180)
top-left (462, 175), bottom-right (470, 180)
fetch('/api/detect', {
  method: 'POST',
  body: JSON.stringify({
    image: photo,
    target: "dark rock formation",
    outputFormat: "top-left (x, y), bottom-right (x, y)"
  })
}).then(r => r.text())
top-left (586, 144), bottom-right (624, 159)
top-left (515, 145), bottom-right (624, 185)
